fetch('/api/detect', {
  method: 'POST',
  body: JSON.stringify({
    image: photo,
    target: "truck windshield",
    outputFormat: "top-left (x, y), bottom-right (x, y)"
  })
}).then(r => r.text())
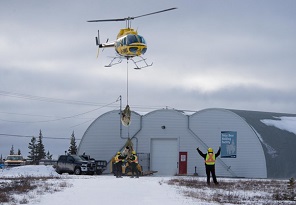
top-left (7, 156), bottom-right (23, 160)
top-left (72, 156), bottom-right (84, 161)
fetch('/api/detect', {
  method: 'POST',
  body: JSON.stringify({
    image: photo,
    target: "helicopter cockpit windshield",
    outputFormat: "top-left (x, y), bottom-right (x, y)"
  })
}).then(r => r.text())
top-left (115, 34), bottom-right (148, 56)
top-left (127, 34), bottom-right (146, 45)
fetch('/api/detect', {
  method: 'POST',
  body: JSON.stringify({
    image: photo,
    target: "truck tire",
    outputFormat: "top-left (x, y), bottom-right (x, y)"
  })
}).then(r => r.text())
top-left (56, 167), bottom-right (62, 174)
top-left (74, 167), bottom-right (81, 175)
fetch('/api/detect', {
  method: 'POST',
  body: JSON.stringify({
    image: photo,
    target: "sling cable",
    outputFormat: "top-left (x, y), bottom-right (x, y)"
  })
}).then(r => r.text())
top-left (121, 60), bottom-right (131, 127)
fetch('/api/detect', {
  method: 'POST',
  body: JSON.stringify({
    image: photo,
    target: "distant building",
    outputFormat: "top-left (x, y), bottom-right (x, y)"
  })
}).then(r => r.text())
top-left (78, 108), bottom-right (296, 179)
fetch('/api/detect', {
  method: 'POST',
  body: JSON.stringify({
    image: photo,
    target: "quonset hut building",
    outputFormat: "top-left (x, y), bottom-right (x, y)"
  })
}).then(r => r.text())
top-left (77, 108), bottom-right (296, 179)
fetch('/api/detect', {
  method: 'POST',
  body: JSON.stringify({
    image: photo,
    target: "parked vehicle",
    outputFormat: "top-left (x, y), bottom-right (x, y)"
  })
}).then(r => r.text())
top-left (39, 159), bottom-right (57, 166)
top-left (56, 155), bottom-right (89, 175)
top-left (4, 155), bottom-right (25, 167)
top-left (79, 154), bottom-right (107, 175)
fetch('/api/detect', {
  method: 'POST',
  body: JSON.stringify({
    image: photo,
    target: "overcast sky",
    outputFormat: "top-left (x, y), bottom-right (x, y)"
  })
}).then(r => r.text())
top-left (1, 0), bottom-right (296, 159)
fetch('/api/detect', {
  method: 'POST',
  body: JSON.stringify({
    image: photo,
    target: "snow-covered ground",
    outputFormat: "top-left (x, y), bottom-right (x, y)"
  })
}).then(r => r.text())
top-left (0, 165), bottom-right (201, 205)
top-left (0, 165), bottom-right (293, 205)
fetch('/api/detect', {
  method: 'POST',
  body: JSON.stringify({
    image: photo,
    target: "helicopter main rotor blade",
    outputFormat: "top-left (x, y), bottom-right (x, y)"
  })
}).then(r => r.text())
top-left (132, 7), bottom-right (177, 19)
top-left (87, 7), bottom-right (177, 23)
top-left (87, 18), bottom-right (126, 22)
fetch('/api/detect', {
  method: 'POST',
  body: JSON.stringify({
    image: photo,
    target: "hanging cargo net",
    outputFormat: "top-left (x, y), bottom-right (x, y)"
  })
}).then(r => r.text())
top-left (121, 104), bottom-right (131, 126)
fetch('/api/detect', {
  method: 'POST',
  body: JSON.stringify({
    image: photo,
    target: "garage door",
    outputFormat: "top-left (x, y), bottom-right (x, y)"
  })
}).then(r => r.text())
top-left (150, 138), bottom-right (178, 175)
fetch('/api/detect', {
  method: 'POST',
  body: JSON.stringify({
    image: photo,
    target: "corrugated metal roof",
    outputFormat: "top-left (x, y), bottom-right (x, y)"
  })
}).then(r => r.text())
top-left (228, 109), bottom-right (296, 178)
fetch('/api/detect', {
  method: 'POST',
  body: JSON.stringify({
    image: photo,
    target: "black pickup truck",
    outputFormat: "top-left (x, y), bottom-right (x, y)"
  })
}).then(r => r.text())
top-left (56, 154), bottom-right (107, 175)
top-left (79, 154), bottom-right (107, 175)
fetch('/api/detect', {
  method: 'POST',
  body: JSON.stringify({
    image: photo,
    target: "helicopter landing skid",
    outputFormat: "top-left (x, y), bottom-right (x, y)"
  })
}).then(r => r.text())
top-left (104, 56), bottom-right (152, 69)
top-left (129, 56), bottom-right (153, 69)
top-left (104, 57), bottom-right (123, 67)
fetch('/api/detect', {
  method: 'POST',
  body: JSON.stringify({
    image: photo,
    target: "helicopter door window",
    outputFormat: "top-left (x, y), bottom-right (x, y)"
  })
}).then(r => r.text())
top-left (122, 37), bottom-right (127, 46)
top-left (137, 35), bottom-right (146, 44)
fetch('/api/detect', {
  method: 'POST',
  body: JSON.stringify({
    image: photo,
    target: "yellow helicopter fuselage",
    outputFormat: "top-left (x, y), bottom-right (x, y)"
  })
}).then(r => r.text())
top-left (114, 28), bottom-right (147, 58)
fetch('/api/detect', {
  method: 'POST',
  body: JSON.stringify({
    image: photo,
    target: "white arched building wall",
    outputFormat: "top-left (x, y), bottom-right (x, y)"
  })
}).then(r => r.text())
top-left (77, 108), bottom-right (296, 178)
top-left (136, 109), bottom-right (193, 175)
top-left (190, 108), bottom-right (267, 178)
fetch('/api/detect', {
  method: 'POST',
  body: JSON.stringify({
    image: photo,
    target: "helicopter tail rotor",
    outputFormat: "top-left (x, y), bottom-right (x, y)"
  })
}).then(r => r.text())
top-left (94, 29), bottom-right (115, 58)
top-left (95, 30), bottom-right (101, 58)
top-left (95, 30), bottom-right (110, 58)
top-left (95, 30), bottom-right (100, 46)
top-left (96, 47), bottom-right (100, 58)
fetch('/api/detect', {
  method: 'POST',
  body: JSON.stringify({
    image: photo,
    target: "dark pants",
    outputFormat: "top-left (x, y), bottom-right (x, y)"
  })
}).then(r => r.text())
top-left (112, 163), bottom-right (116, 176)
top-left (115, 162), bottom-right (123, 177)
top-left (130, 162), bottom-right (139, 177)
top-left (205, 164), bottom-right (218, 184)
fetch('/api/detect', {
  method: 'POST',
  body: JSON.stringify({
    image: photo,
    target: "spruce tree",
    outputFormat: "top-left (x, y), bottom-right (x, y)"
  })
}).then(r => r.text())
top-left (28, 136), bottom-right (38, 164)
top-left (68, 131), bottom-right (78, 155)
top-left (287, 178), bottom-right (295, 201)
top-left (46, 151), bottom-right (53, 160)
top-left (9, 145), bottom-right (14, 155)
top-left (36, 130), bottom-right (46, 161)
top-left (17, 149), bottom-right (21, 155)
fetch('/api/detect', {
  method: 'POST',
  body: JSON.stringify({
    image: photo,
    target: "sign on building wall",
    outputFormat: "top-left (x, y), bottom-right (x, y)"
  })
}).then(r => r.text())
top-left (221, 131), bottom-right (237, 158)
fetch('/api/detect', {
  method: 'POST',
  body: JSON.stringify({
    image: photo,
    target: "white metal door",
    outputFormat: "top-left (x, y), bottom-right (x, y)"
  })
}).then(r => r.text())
top-left (150, 138), bottom-right (178, 175)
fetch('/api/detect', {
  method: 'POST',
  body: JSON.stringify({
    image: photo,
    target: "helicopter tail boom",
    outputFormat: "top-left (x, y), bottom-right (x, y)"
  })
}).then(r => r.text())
top-left (95, 29), bottom-right (114, 52)
top-left (100, 42), bottom-right (115, 48)
top-left (95, 30), bottom-right (115, 58)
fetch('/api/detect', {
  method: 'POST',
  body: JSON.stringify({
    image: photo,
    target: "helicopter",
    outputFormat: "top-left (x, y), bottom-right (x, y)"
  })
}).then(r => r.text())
top-left (87, 7), bottom-right (177, 69)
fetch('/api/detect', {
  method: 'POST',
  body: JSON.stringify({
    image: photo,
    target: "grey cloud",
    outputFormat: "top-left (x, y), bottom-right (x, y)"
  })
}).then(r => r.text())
top-left (1, 0), bottom-right (296, 157)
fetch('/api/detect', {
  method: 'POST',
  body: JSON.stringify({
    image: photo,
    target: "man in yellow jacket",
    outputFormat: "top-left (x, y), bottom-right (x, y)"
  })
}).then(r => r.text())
top-left (128, 150), bottom-right (140, 178)
top-left (197, 147), bottom-right (221, 185)
top-left (114, 152), bottom-right (126, 178)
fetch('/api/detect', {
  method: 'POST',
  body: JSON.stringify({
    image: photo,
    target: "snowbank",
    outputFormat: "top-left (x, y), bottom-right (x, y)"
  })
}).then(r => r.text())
top-left (0, 165), bottom-right (60, 177)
